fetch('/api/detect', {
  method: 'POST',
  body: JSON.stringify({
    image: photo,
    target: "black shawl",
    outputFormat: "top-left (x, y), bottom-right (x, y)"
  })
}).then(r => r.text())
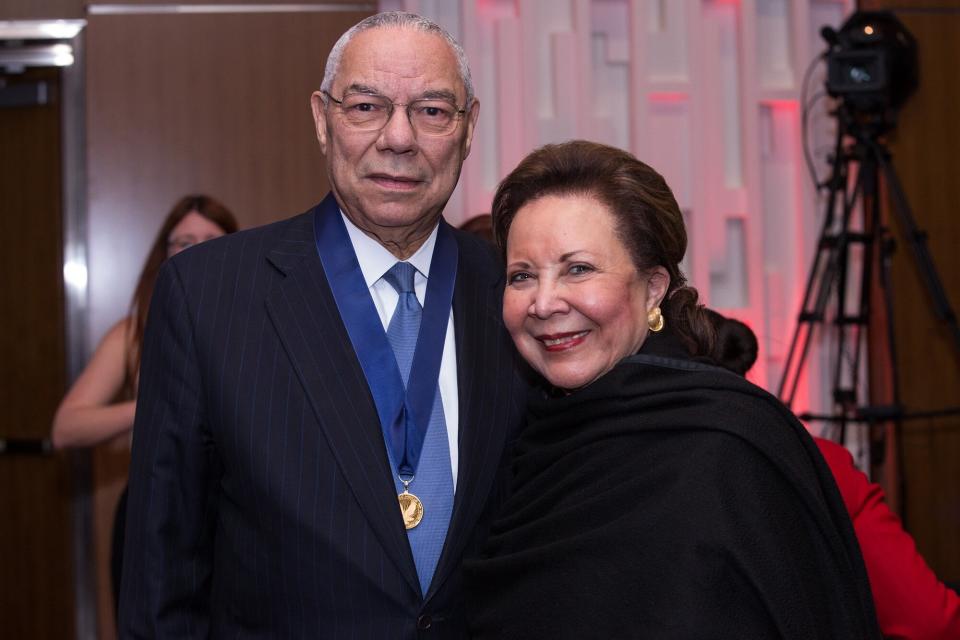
top-left (464, 346), bottom-right (880, 639)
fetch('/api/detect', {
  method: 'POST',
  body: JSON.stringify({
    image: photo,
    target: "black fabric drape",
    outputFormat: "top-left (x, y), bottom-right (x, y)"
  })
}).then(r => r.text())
top-left (465, 349), bottom-right (880, 639)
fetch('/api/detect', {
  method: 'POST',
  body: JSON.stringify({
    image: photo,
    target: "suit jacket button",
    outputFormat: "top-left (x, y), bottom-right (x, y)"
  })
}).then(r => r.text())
top-left (417, 614), bottom-right (432, 630)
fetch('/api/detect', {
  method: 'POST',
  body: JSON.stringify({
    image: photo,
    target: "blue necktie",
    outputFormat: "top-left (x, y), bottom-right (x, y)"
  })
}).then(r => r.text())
top-left (382, 262), bottom-right (454, 596)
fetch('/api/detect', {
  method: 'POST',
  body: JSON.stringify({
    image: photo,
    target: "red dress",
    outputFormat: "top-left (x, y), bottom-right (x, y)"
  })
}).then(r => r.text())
top-left (816, 437), bottom-right (960, 639)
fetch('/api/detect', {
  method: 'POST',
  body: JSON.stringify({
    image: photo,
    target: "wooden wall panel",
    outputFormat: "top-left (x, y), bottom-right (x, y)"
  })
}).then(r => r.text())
top-left (859, 0), bottom-right (960, 582)
top-left (85, 8), bottom-right (370, 349)
top-left (83, 8), bottom-right (372, 637)
top-left (0, 0), bottom-right (82, 19)
top-left (0, 1), bottom-right (376, 20)
top-left (101, 0), bottom-right (370, 4)
top-left (0, 457), bottom-right (75, 639)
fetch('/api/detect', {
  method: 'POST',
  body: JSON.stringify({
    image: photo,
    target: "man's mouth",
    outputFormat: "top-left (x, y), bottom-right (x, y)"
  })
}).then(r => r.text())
top-left (537, 331), bottom-right (589, 351)
top-left (368, 174), bottom-right (423, 190)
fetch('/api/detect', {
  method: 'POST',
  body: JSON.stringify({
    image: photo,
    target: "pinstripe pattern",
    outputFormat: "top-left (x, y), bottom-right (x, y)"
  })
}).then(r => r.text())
top-left (119, 196), bottom-right (526, 639)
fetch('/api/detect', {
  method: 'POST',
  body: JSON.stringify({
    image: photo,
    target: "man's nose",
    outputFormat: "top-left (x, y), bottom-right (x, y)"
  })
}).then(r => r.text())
top-left (376, 105), bottom-right (418, 154)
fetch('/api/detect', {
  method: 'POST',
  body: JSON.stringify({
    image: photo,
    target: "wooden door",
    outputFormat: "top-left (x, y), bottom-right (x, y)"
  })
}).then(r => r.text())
top-left (0, 66), bottom-right (75, 639)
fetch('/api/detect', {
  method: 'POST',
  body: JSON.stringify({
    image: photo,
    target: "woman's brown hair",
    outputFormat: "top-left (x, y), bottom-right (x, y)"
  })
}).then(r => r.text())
top-left (125, 194), bottom-right (238, 386)
top-left (491, 140), bottom-right (715, 357)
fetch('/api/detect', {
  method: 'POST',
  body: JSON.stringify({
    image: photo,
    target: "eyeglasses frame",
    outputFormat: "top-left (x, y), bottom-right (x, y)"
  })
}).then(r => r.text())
top-left (321, 90), bottom-right (468, 137)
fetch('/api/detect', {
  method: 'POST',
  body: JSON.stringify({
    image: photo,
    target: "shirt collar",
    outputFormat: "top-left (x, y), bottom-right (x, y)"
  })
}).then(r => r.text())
top-left (341, 211), bottom-right (438, 287)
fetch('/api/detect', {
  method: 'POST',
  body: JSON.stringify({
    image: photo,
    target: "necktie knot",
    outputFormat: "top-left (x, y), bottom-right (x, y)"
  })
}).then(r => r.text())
top-left (384, 261), bottom-right (418, 295)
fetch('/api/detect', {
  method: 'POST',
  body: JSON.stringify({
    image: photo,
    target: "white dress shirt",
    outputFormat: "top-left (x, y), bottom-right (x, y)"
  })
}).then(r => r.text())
top-left (341, 213), bottom-right (459, 489)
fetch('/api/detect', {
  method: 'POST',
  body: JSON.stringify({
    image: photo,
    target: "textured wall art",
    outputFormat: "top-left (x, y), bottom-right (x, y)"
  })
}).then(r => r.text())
top-left (384, 0), bottom-right (855, 423)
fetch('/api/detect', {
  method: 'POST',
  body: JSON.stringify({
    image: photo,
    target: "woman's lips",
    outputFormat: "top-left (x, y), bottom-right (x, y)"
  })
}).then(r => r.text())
top-left (537, 331), bottom-right (589, 352)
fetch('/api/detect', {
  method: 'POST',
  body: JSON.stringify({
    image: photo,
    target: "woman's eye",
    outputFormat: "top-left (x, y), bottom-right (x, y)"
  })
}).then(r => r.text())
top-left (569, 264), bottom-right (593, 275)
top-left (508, 272), bottom-right (533, 284)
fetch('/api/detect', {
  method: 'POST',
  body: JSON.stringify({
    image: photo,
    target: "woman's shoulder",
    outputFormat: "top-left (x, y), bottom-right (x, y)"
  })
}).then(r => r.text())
top-left (99, 316), bottom-right (135, 352)
top-left (617, 354), bottom-right (795, 430)
top-left (610, 357), bottom-right (831, 489)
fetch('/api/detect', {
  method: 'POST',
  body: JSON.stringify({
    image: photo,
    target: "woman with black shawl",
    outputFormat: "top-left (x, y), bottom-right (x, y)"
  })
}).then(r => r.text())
top-left (464, 141), bottom-right (881, 639)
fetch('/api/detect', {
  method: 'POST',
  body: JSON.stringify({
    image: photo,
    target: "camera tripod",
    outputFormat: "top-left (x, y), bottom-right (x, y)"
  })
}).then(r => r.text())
top-left (777, 106), bottom-right (960, 453)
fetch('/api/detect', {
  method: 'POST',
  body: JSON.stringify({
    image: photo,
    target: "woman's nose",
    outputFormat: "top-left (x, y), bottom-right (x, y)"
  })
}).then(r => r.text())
top-left (530, 280), bottom-right (568, 319)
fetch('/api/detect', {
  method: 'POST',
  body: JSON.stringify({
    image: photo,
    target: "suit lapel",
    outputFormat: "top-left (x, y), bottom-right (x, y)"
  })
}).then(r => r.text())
top-left (264, 197), bottom-right (420, 595)
top-left (264, 207), bottom-right (516, 603)
top-left (426, 230), bottom-right (514, 600)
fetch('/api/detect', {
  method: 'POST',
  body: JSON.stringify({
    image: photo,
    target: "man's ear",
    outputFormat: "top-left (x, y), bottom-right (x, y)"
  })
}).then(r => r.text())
top-left (310, 91), bottom-right (329, 156)
top-left (461, 98), bottom-right (480, 159)
top-left (646, 266), bottom-right (671, 311)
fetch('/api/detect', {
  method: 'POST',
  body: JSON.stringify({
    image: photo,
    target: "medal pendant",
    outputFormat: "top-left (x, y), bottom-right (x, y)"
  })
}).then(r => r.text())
top-left (398, 490), bottom-right (424, 530)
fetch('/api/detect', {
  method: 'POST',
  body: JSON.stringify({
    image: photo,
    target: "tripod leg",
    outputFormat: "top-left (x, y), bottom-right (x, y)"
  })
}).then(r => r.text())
top-left (871, 221), bottom-right (903, 515)
top-left (777, 206), bottom-right (839, 405)
top-left (778, 123), bottom-right (849, 405)
top-left (873, 142), bottom-right (960, 357)
top-left (831, 146), bottom-right (878, 444)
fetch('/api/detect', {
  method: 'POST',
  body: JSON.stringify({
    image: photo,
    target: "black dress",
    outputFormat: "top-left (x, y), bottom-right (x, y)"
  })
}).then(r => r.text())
top-left (464, 335), bottom-right (880, 639)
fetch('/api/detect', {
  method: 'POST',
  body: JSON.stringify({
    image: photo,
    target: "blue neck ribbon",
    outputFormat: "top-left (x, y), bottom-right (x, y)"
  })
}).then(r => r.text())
top-left (314, 203), bottom-right (458, 477)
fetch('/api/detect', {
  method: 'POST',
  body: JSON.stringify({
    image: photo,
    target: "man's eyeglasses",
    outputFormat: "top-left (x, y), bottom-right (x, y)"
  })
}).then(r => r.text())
top-left (322, 90), bottom-right (466, 137)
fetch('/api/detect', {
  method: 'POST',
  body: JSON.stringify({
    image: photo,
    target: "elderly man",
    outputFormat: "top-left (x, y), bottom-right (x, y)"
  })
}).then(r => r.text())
top-left (119, 12), bottom-right (525, 638)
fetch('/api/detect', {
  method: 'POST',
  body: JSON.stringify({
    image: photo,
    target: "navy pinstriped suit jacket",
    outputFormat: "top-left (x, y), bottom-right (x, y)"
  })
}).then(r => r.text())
top-left (119, 195), bottom-right (527, 639)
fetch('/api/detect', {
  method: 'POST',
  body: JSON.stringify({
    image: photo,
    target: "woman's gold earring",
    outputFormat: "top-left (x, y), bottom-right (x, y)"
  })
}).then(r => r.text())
top-left (647, 307), bottom-right (664, 332)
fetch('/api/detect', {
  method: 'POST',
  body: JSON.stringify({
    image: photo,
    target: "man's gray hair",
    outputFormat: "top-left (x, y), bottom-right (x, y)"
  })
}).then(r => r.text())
top-left (320, 11), bottom-right (475, 107)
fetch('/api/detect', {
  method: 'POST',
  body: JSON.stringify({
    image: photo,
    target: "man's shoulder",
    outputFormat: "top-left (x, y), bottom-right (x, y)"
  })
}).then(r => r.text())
top-left (171, 207), bottom-right (316, 273)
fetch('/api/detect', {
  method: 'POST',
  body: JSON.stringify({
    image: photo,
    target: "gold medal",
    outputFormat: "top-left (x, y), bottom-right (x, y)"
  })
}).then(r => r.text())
top-left (398, 476), bottom-right (423, 529)
top-left (398, 490), bottom-right (424, 529)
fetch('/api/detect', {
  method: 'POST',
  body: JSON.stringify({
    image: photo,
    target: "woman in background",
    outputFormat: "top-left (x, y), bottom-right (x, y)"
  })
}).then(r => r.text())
top-left (51, 194), bottom-right (238, 607)
top-left (465, 141), bottom-right (880, 639)
top-left (709, 310), bottom-right (960, 640)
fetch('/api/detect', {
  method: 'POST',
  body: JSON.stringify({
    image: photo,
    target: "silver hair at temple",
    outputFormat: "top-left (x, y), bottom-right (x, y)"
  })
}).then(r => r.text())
top-left (320, 11), bottom-right (475, 107)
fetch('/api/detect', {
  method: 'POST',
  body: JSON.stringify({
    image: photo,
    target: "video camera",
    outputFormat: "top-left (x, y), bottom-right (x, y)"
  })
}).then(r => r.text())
top-left (821, 11), bottom-right (918, 119)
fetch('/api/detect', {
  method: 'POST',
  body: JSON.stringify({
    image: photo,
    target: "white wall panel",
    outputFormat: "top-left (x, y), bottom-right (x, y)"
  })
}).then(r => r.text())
top-left (646, 0), bottom-right (689, 83)
top-left (757, 0), bottom-right (795, 90)
top-left (387, 0), bottom-right (855, 413)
